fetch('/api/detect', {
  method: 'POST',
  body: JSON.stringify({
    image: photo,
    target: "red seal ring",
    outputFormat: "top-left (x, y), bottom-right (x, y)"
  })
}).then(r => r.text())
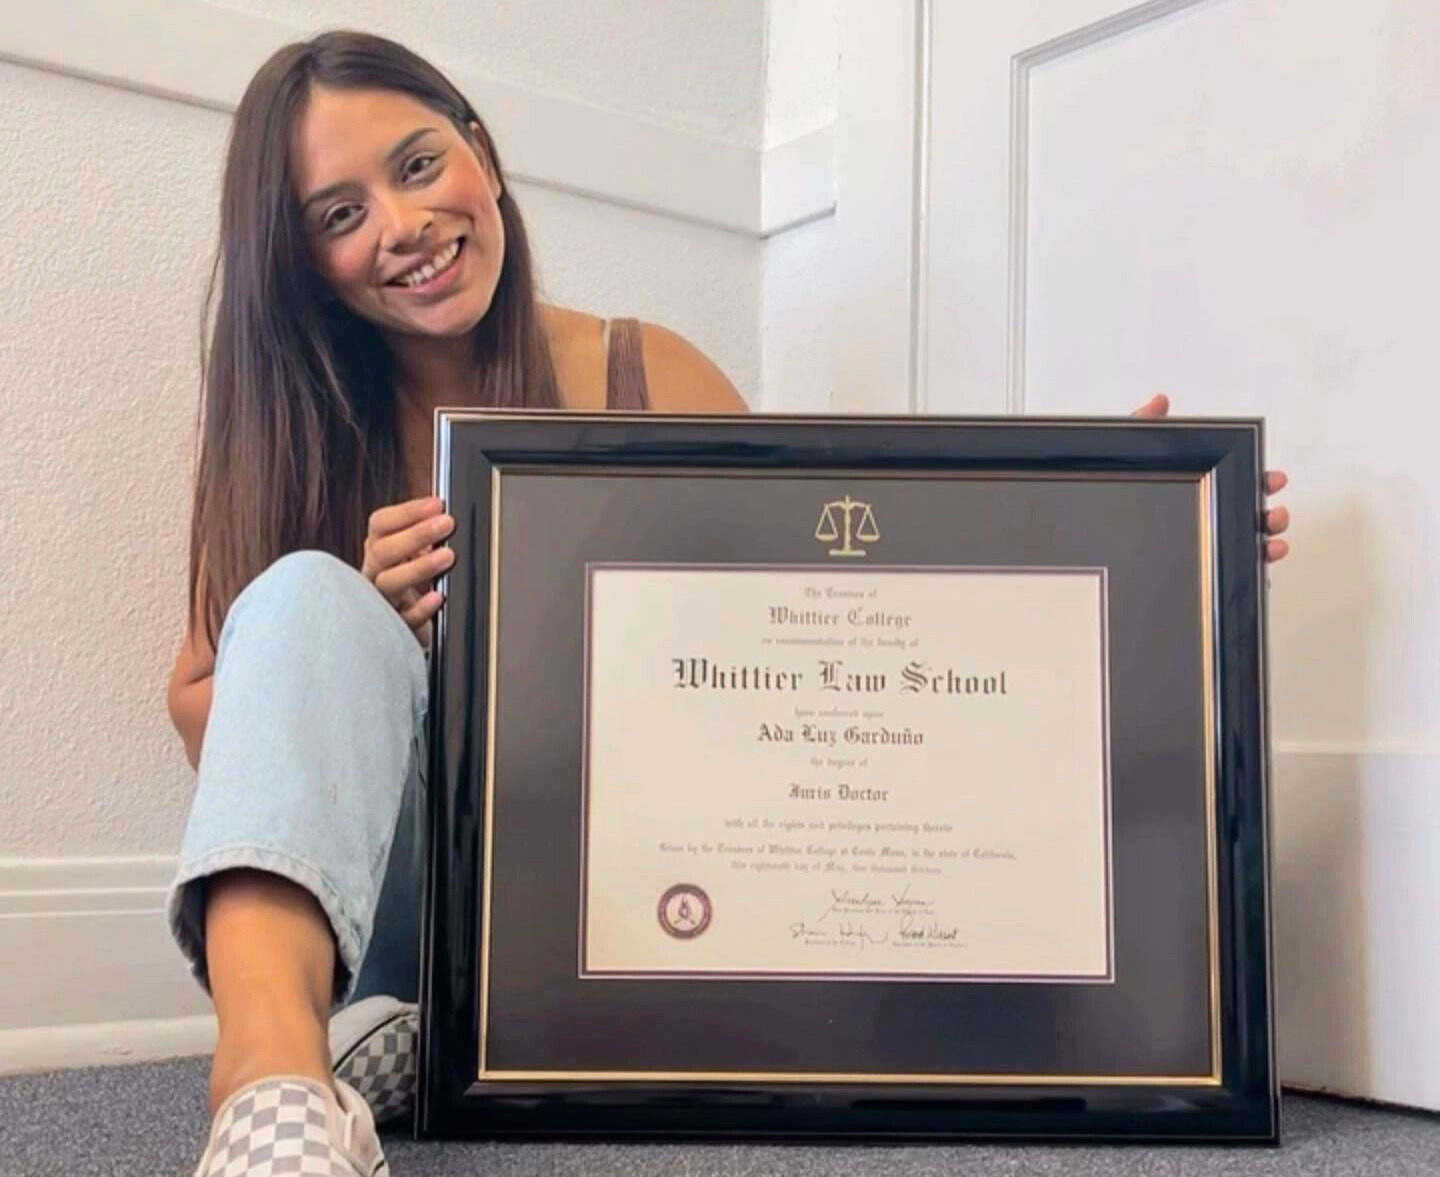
top-left (657, 884), bottom-right (712, 939)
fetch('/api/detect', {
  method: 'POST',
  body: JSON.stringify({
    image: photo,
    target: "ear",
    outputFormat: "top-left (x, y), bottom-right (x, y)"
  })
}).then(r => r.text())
top-left (467, 120), bottom-right (503, 199)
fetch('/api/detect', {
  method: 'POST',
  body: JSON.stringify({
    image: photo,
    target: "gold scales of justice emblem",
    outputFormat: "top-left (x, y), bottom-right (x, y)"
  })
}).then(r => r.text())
top-left (814, 495), bottom-right (879, 557)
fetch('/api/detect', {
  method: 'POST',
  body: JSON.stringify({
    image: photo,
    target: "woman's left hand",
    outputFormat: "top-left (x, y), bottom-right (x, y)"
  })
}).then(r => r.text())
top-left (1131, 393), bottom-right (1291, 564)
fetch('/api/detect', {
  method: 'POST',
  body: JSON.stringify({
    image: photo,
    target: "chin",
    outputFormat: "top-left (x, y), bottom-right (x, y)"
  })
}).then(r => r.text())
top-left (365, 296), bottom-right (490, 342)
top-left (392, 284), bottom-right (501, 340)
top-left (417, 311), bottom-right (488, 340)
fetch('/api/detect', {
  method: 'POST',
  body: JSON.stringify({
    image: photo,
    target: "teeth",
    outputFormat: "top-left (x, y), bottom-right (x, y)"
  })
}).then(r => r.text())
top-left (397, 240), bottom-right (461, 287)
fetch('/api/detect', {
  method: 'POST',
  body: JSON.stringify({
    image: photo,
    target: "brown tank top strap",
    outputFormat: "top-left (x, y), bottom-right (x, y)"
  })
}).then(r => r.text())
top-left (605, 317), bottom-right (651, 410)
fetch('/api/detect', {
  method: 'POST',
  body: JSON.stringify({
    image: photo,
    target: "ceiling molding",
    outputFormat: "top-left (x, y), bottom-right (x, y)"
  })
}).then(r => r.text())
top-left (0, 0), bottom-right (834, 239)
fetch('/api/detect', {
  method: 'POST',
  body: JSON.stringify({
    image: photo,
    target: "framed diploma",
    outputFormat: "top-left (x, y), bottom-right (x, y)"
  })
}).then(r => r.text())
top-left (416, 411), bottom-right (1278, 1145)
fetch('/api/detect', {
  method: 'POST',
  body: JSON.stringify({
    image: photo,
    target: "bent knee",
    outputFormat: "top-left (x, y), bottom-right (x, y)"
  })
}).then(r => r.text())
top-left (235, 550), bottom-right (372, 613)
top-left (261, 549), bottom-right (363, 594)
top-left (225, 550), bottom-right (391, 642)
top-left (218, 550), bottom-right (424, 691)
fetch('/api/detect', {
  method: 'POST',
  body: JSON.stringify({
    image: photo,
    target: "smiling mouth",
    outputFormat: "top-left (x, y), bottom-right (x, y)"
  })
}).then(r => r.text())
top-left (387, 238), bottom-right (465, 289)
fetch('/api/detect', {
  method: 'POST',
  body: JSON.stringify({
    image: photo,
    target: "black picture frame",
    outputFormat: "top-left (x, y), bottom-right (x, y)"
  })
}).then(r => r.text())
top-left (415, 410), bottom-right (1278, 1145)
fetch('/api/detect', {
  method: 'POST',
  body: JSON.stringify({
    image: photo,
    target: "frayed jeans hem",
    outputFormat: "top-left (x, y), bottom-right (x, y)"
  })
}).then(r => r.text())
top-left (165, 844), bottom-right (369, 1013)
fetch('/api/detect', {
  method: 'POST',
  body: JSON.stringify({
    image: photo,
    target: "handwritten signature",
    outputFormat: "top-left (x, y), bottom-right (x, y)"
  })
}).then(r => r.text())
top-left (788, 920), bottom-right (890, 947)
top-left (788, 884), bottom-right (961, 948)
top-left (816, 883), bottom-right (936, 925)
top-left (789, 912), bottom-right (962, 948)
top-left (897, 914), bottom-right (961, 942)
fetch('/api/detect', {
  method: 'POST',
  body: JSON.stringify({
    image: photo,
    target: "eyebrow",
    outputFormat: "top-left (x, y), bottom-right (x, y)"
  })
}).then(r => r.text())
top-left (300, 127), bottom-right (442, 213)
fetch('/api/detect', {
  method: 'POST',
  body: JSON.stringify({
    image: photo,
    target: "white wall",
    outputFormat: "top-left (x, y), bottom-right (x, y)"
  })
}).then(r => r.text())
top-left (759, 0), bottom-right (914, 415)
top-left (0, 0), bottom-right (836, 1067)
top-left (837, 0), bottom-right (1440, 1113)
top-left (0, 63), bottom-right (226, 861)
top-left (0, 0), bottom-right (779, 861)
top-left (221, 0), bottom-right (770, 147)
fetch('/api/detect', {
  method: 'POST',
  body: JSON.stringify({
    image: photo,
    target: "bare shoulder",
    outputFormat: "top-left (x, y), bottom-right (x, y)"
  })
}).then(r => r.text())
top-left (637, 322), bottom-right (749, 414)
top-left (539, 304), bottom-right (607, 409)
top-left (540, 303), bottom-right (604, 346)
top-left (538, 305), bottom-right (749, 413)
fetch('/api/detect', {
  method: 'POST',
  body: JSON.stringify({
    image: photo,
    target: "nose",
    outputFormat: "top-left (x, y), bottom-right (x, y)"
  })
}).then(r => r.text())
top-left (374, 191), bottom-right (433, 253)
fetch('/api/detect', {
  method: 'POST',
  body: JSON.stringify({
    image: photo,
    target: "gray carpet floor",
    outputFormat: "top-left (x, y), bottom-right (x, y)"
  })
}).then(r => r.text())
top-left (1, 1056), bottom-right (1438, 1176)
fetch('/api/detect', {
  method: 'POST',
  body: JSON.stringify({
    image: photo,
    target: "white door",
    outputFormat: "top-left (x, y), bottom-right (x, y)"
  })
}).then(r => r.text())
top-left (874, 0), bottom-right (1440, 1110)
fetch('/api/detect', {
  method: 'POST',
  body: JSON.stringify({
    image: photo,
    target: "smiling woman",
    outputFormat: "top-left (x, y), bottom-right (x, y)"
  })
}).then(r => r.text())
top-left (185, 31), bottom-right (746, 657)
top-left (161, 27), bottom-right (1293, 1177)
top-left (293, 90), bottom-right (518, 353)
top-left (163, 29), bottom-right (747, 1177)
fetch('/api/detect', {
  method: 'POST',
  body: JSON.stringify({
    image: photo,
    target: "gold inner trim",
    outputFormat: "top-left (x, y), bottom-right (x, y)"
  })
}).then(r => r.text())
top-left (478, 1070), bottom-right (1222, 1086)
top-left (498, 464), bottom-right (1197, 484)
top-left (471, 462), bottom-right (1224, 1087)
top-left (1199, 471), bottom-right (1221, 1080)
top-left (477, 465), bottom-right (501, 1074)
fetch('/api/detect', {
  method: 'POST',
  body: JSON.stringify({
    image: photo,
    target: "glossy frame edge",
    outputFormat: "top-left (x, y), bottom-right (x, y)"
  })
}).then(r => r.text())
top-left (416, 411), bottom-right (1279, 1145)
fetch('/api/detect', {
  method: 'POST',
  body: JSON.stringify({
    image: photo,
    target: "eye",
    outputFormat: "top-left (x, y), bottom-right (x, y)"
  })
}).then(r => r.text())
top-left (320, 203), bottom-right (362, 235)
top-left (402, 151), bottom-right (442, 182)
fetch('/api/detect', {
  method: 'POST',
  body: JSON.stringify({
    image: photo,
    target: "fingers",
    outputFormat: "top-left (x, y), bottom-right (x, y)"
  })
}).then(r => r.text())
top-left (366, 511), bottom-right (455, 580)
top-left (1130, 393), bottom-right (1171, 419)
top-left (360, 496), bottom-right (455, 639)
top-left (1263, 473), bottom-right (1290, 564)
top-left (374, 545), bottom-right (455, 602)
top-left (367, 496), bottom-right (446, 542)
top-left (400, 589), bottom-right (446, 631)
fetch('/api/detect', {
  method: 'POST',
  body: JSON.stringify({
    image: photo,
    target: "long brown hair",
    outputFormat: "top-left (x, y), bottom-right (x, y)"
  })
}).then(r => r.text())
top-left (189, 30), bottom-right (559, 646)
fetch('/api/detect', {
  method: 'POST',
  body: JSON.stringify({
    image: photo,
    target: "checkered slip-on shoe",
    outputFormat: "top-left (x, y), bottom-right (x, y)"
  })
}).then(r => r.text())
top-left (192, 1074), bottom-right (388, 1176)
top-left (330, 996), bottom-right (418, 1128)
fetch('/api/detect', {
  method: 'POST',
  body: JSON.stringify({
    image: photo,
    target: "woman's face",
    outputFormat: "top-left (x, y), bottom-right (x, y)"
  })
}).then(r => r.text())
top-left (291, 85), bottom-right (505, 341)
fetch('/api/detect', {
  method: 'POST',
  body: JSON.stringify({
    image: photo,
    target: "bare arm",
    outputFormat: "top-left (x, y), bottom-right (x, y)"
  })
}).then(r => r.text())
top-left (637, 323), bottom-right (750, 413)
top-left (167, 598), bottom-right (217, 771)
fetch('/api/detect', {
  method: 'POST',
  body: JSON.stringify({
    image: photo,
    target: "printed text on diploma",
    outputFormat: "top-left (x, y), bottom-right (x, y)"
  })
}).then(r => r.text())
top-left (671, 657), bottom-right (1010, 697)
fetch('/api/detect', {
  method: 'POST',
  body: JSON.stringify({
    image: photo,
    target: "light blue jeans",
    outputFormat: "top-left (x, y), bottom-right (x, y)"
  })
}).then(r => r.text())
top-left (165, 550), bottom-right (430, 1013)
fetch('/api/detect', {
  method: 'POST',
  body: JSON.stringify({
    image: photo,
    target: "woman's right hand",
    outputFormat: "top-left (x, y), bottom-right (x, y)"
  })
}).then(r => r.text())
top-left (361, 496), bottom-right (456, 646)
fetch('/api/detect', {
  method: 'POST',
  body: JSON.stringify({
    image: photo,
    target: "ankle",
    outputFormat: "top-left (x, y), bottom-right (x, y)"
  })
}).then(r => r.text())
top-left (209, 1005), bottom-right (334, 1116)
top-left (209, 1052), bottom-right (336, 1118)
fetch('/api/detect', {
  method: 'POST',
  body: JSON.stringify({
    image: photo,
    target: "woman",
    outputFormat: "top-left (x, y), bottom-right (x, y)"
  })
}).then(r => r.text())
top-left (168, 30), bottom-right (1291, 1177)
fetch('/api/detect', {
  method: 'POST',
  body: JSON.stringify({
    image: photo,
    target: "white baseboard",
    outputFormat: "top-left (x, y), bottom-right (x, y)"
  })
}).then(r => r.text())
top-left (0, 1015), bottom-right (216, 1078)
top-left (4, 751), bottom-right (1439, 1112)
top-left (0, 0), bottom-right (834, 238)
top-left (0, 856), bottom-right (216, 1076)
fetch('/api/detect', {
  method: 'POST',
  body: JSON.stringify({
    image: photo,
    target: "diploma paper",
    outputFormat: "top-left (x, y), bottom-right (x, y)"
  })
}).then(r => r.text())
top-left (582, 565), bottom-right (1112, 981)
